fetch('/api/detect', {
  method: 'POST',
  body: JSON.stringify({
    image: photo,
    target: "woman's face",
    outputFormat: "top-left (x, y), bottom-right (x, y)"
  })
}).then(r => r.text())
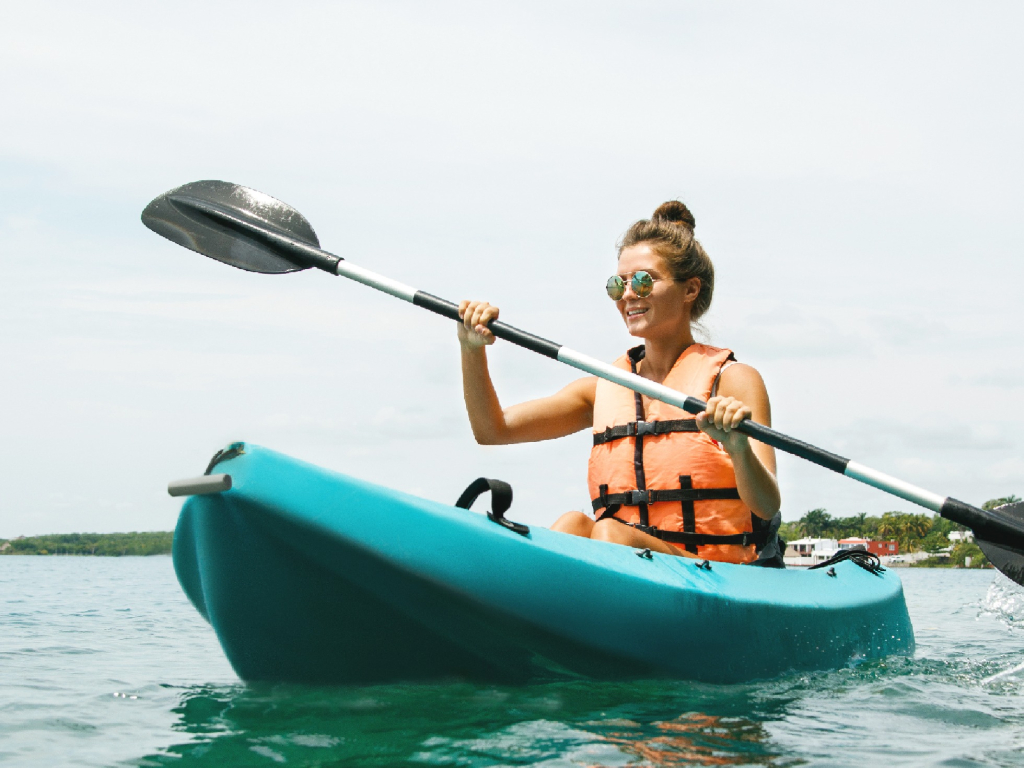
top-left (615, 243), bottom-right (698, 340)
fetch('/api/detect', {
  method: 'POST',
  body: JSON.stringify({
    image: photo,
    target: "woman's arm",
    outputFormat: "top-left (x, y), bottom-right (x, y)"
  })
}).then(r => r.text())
top-left (695, 363), bottom-right (780, 520)
top-left (459, 300), bottom-right (596, 445)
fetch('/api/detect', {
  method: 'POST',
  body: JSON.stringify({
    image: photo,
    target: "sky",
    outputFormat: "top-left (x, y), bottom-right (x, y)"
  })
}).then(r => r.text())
top-left (1, 0), bottom-right (1022, 538)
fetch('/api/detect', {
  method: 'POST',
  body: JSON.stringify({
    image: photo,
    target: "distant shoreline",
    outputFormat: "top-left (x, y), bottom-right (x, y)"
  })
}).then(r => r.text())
top-left (0, 530), bottom-right (997, 569)
top-left (0, 532), bottom-right (172, 557)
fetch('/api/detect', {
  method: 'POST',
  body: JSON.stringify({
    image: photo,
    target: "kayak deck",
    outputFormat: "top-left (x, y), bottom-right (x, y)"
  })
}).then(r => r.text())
top-left (173, 444), bottom-right (915, 684)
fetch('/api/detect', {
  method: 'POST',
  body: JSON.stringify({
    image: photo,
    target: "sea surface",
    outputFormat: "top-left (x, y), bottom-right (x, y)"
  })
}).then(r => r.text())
top-left (2, 558), bottom-right (1023, 767)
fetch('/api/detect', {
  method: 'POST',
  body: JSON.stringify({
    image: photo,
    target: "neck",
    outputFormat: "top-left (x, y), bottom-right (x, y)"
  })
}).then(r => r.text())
top-left (639, 330), bottom-right (696, 382)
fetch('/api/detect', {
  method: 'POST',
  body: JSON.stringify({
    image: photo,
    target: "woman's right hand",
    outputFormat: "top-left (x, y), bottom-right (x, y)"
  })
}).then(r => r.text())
top-left (458, 300), bottom-right (499, 349)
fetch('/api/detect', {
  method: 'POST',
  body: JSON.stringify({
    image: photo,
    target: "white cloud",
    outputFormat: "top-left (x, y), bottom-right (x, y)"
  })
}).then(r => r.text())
top-left (1, 0), bottom-right (1022, 535)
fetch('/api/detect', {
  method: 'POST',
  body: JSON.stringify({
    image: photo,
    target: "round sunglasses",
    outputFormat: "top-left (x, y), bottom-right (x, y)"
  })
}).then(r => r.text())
top-left (605, 270), bottom-right (656, 300)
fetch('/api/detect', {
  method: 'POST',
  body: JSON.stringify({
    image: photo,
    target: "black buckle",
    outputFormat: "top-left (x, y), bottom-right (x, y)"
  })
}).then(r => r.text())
top-left (626, 489), bottom-right (651, 505)
top-left (635, 420), bottom-right (657, 437)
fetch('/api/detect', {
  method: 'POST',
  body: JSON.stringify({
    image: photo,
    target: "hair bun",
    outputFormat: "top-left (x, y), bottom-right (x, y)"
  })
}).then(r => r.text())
top-left (652, 200), bottom-right (696, 231)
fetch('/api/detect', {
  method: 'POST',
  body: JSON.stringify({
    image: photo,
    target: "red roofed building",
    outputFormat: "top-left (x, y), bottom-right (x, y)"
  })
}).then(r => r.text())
top-left (839, 538), bottom-right (898, 556)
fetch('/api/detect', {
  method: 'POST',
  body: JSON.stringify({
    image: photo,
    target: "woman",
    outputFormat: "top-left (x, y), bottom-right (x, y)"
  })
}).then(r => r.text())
top-left (458, 201), bottom-right (780, 564)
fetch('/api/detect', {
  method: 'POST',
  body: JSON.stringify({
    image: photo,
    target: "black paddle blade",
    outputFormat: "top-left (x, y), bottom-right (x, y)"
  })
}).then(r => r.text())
top-left (978, 502), bottom-right (1024, 586)
top-left (141, 180), bottom-right (319, 274)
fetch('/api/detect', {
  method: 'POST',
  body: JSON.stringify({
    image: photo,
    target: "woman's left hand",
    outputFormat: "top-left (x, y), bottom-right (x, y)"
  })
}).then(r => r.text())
top-left (696, 396), bottom-right (752, 455)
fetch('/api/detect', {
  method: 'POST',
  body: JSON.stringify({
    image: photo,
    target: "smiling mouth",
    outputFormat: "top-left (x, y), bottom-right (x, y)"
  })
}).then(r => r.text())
top-left (626, 308), bottom-right (648, 317)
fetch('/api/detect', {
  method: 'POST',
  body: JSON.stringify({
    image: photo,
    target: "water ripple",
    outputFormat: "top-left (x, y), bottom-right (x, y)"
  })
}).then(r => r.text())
top-left (2, 559), bottom-right (1024, 766)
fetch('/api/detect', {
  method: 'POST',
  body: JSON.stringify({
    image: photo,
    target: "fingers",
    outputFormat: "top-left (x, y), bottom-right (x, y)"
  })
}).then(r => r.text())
top-left (459, 300), bottom-right (499, 327)
top-left (466, 301), bottom-right (498, 336)
top-left (457, 300), bottom-right (499, 346)
top-left (698, 396), bottom-right (751, 433)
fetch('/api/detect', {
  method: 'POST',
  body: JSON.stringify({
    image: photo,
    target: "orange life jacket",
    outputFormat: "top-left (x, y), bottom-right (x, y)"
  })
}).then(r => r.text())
top-left (587, 344), bottom-right (767, 564)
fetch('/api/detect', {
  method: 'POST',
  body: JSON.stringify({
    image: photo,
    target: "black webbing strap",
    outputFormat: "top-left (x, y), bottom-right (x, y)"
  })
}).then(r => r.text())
top-left (592, 419), bottom-right (700, 446)
top-left (628, 346), bottom-right (650, 528)
top-left (455, 477), bottom-right (529, 536)
top-left (591, 486), bottom-right (741, 512)
top-left (594, 483), bottom-right (621, 520)
top-left (609, 516), bottom-right (768, 548)
top-left (679, 475), bottom-right (698, 554)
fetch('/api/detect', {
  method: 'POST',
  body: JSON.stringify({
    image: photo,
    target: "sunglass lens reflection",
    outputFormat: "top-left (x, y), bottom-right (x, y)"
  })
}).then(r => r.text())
top-left (632, 271), bottom-right (653, 297)
top-left (606, 275), bottom-right (625, 300)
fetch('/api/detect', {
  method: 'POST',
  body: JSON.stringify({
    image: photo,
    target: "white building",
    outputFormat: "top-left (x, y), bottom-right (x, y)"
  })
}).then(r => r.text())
top-left (839, 537), bottom-right (869, 550)
top-left (948, 530), bottom-right (974, 543)
top-left (784, 538), bottom-right (839, 567)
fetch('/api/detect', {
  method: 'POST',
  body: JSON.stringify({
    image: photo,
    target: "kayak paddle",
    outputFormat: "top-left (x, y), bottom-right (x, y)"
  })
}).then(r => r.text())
top-left (141, 180), bottom-right (1024, 585)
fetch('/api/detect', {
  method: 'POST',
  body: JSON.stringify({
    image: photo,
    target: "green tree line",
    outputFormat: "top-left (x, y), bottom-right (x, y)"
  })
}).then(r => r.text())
top-left (778, 495), bottom-right (1020, 569)
top-left (0, 532), bottom-right (173, 556)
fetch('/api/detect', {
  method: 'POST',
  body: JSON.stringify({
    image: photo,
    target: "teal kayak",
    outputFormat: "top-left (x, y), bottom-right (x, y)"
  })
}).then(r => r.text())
top-left (172, 443), bottom-right (915, 684)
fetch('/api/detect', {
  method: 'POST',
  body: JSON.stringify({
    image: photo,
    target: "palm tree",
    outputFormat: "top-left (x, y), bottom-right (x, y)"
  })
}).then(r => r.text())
top-left (801, 508), bottom-right (833, 538)
top-left (878, 512), bottom-right (900, 542)
top-left (878, 512), bottom-right (930, 552)
top-left (898, 514), bottom-right (931, 553)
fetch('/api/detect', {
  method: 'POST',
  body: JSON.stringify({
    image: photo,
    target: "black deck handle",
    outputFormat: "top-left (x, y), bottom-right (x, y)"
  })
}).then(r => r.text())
top-left (455, 477), bottom-right (530, 536)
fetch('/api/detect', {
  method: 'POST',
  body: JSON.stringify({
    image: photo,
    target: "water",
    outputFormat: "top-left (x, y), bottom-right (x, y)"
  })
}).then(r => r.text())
top-left (2, 558), bottom-right (1024, 767)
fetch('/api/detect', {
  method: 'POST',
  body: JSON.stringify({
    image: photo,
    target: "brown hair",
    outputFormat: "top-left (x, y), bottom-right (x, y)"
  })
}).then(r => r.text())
top-left (618, 200), bottom-right (714, 321)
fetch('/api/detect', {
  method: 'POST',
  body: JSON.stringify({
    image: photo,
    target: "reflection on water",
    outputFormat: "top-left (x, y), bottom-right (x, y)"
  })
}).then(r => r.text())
top-left (588, 711), bottom-right (774, 766)
top-left (144, 680), bottom-right (786, 766)
top-left (143, 640), bottom-right (1024, 767)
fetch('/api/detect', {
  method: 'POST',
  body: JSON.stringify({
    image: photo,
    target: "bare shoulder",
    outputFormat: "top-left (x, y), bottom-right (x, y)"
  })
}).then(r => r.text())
top-left (717, 363), bottom-right (770, 421)
top-left (719, 362), bottom-right (766, 394)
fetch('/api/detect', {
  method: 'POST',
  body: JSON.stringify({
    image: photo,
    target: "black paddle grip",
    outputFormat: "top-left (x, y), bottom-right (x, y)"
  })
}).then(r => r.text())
top-left (686, 403), bottom-right (851, 475)
top-left (740, 421), bottom-right (849, 474)
top-left (413, 291), bottom-right (562, 359)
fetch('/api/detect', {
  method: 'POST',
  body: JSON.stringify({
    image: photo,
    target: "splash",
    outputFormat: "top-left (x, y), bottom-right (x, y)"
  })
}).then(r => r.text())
top-left (982, 659), bottom-right (1024, 685)
top-left (982, 572), bottom-right (1024, 628)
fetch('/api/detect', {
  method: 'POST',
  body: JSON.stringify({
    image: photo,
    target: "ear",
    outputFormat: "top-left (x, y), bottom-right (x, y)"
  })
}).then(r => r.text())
top-left (681, 277), bottom-right (701, 303)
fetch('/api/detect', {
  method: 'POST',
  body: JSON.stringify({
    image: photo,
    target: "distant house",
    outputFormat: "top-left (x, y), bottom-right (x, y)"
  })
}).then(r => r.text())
top-left (839, 538), bottom-right (899, 556)
top-left (784, 538), bottom-right (839, 567)
top-left (948, 530), bottom-right (974, 544)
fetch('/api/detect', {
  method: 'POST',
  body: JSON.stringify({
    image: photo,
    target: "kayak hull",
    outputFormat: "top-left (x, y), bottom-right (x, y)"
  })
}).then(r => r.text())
top-left (173, 444), bottom-right (915, 684)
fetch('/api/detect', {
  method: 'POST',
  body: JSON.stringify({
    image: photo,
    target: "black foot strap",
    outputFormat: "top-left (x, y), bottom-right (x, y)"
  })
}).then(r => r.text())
top-left (455, 478), bottom-right (530, 536)
top-left (808, 548), bottom-right (884, 575)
